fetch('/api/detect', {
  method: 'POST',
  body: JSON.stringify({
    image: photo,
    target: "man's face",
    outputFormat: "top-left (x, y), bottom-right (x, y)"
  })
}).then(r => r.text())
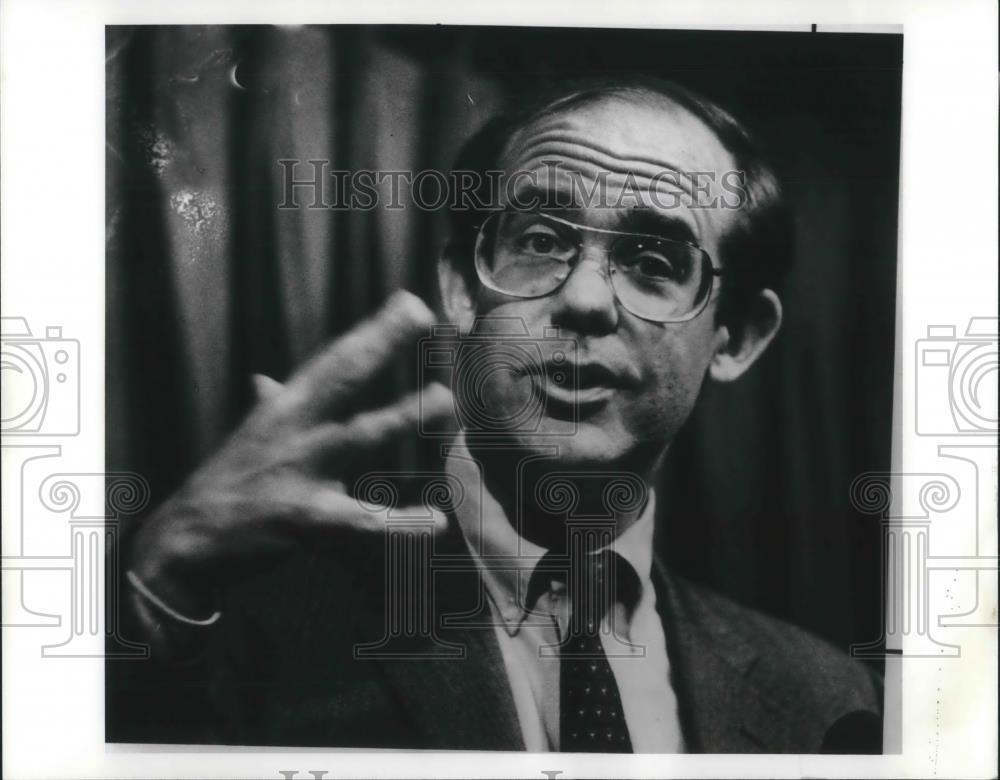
top-left (458, 95), bottom-right (741, 469)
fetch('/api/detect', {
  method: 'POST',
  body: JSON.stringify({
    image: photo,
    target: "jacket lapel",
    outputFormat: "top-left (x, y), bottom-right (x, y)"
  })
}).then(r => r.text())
top-left (356, 538), bottom-right (804, 752)
top-left (652, 560), bottom-right (791, 752)
top-left (357, 525), bottom-right (525, 751)
top-left (361, 542), bottom-right (797, 751)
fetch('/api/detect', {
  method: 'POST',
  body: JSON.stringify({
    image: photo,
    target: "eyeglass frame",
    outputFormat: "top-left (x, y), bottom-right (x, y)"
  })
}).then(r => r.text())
top-left (471, 209), bottom-right (726, 324)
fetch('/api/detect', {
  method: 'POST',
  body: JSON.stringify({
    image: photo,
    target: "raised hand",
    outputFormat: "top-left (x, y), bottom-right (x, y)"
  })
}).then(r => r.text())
top-left (126, 290), bottom-right (454, 648)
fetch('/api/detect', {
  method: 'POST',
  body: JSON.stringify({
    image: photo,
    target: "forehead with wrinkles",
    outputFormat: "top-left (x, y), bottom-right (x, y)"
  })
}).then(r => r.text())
top-left (502, 93), bottom-right (734, 175)
top-left (498, 93), bottom-right (740, 245)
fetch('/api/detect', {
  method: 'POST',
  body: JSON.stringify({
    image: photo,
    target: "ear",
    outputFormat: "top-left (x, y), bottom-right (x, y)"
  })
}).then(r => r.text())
top-left (708, 288), bottom-right (783, 382)
top-left (437, 250), bottom-right (478, 333)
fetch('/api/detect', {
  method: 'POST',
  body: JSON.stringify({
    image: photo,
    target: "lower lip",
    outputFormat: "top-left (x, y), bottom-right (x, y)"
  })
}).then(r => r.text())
top-left (533, 376), bottom-right (616, 411)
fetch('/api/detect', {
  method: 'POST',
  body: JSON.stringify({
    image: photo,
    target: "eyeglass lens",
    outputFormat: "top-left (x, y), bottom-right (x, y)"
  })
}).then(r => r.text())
top-left (474, 212), bottom-right (714, 322)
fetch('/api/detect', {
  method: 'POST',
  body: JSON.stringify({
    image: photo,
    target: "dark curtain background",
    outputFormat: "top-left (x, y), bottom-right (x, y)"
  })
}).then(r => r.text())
top-left (107, 26), bottom-right (901, 670)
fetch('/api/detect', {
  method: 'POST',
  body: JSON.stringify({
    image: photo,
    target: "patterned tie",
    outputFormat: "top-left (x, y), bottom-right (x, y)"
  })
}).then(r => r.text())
top-left (531, 541), bottom-right (639, 752)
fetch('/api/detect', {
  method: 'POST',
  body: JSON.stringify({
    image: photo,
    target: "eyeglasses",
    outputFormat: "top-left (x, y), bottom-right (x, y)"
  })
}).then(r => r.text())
top-left (474, 211), bottom-right (723, 323)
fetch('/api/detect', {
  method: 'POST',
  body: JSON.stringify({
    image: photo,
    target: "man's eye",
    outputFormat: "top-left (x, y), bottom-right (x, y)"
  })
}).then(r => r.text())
top-left (517, 230), bottom-right (566, 256)
top-left (621, 251), bottom-right (678, 280)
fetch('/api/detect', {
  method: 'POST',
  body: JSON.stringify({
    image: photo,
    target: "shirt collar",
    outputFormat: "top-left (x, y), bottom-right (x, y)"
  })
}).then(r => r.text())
top-left (446, 432), bottom-right (656, 635)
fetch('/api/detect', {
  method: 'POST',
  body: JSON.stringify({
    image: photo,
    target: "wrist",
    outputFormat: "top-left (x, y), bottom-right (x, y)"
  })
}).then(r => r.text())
top-left (127, 506), bottom-right (218, 623)
top-left (124, 511), bottom-right (223, 664)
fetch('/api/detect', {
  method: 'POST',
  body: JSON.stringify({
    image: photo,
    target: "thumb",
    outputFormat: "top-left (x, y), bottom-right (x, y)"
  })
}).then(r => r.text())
top-left (251, 373), bottom-right (284, 404)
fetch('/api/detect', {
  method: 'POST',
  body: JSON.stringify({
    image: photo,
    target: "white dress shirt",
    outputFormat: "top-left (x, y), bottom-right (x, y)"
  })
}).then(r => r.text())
top-left (446, 435), bottom-right (686, 753)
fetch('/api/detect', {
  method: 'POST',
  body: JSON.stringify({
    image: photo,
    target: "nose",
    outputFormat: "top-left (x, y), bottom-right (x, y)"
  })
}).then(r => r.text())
top-left (549, 248), bottom-right (618, 335)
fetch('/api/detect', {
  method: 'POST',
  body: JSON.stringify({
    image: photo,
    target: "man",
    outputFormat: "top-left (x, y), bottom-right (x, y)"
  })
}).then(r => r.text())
top-left (117, 77), bottom-right (882, 753)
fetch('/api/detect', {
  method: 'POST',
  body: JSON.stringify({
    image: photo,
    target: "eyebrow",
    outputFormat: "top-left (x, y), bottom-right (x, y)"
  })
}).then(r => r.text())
top-left (616, 208), bottom-right (699, 246)
top-left (506, 182), bottom-right (701, 245)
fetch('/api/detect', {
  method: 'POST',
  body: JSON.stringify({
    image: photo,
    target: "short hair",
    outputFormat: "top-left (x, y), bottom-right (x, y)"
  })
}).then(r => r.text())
top-left (443, 75), bottom-right (794, 331)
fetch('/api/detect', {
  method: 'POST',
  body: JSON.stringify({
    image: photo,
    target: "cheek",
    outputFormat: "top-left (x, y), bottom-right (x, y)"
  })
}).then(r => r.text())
top-left (629, 323), bottom-right (717, 433)
top-left (472, 290), bottom-right (545, 328)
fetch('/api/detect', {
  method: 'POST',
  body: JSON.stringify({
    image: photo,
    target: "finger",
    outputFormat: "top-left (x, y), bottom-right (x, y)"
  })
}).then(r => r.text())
top-left (281, 290), bottom-right (437, 421)
top-left (342, 382), bottom-right (454, 447)
top-left (196, 485), bottom-right (449, 579)
top-left (298, 382), bottom-right (455, 460)
top-left (281, 483), bottom-right (449, 536)
top-left (251, 373), bottom-right (284, 404)
top-left (349, 504), bottom-right (450, 535)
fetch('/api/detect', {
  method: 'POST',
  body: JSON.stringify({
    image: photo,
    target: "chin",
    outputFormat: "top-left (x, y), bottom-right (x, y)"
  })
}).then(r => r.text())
top-left (504, 419), bottom-right (638, 470)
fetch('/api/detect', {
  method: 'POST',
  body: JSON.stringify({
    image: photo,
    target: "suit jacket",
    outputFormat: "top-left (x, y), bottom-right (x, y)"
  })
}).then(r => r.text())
top-left (108, 518), bottom-right (882, 753)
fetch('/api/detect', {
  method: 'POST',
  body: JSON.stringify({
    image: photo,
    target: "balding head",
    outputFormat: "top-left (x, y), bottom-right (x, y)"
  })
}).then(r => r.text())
top-left (445, 76), bottom-right (793, 335)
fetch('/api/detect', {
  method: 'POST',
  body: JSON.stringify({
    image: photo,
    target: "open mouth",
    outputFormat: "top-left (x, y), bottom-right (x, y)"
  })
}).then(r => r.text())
top-left (533, 361), bottom-right (624, 414)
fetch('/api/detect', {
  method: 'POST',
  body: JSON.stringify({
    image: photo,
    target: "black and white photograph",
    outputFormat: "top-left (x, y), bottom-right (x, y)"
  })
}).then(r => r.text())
top-left (1, 3), bottom-right (997, 779)
top-left (105, 25), bottom-right (900, 753)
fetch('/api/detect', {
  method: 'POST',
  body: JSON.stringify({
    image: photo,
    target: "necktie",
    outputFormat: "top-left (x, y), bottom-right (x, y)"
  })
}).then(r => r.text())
top-left (530, 541), bottom-right (639, 752)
